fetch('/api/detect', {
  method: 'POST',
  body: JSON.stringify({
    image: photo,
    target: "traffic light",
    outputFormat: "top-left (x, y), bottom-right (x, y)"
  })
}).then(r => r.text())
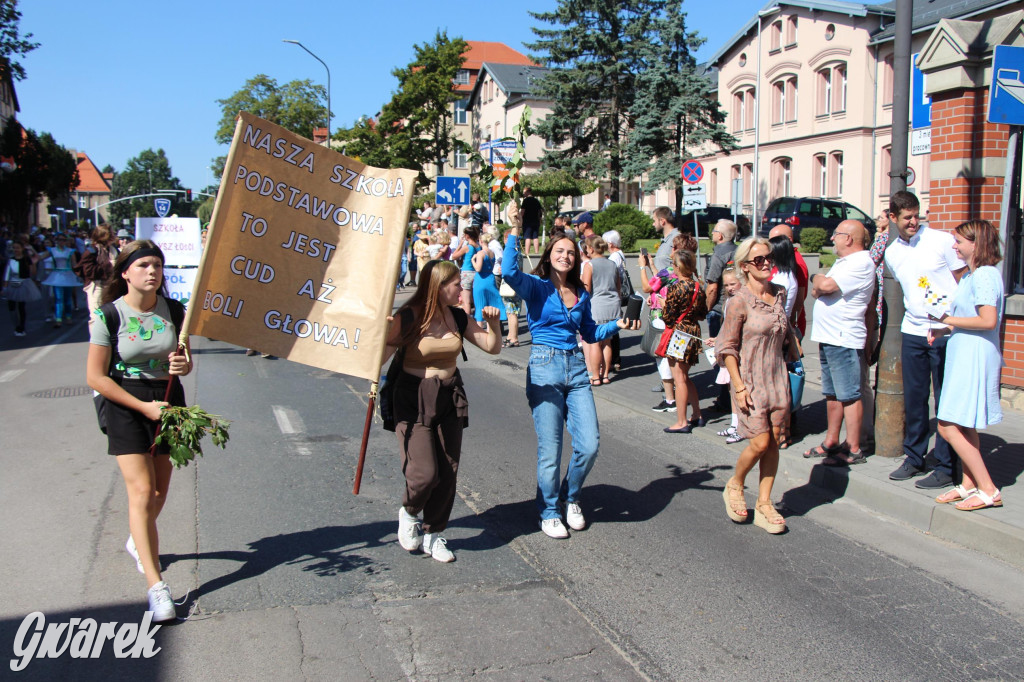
top-left (185, 189), bottom-right (192, 202)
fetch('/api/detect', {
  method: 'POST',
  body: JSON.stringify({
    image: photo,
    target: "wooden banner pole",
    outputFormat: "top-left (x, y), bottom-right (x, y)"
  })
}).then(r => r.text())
top-left (352, 381), bottom-right (378, 494)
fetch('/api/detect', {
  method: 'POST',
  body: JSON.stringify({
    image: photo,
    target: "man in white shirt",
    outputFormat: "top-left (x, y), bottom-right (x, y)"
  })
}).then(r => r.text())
top-left (883, 191), bottom-right (967, 489)
top-left (807, 221), bottom-right (876, 464)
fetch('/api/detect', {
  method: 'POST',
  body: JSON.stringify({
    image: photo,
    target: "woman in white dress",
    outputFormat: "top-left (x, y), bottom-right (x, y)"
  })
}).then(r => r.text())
top-left (41, 233), bottom-right (81, 326)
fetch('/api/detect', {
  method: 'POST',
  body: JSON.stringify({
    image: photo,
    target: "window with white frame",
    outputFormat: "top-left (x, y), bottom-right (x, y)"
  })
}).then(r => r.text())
top-left (454, 149), bottom-right (468, 169)
top-left (745, 89), bottom-right (756, 130)
top-left (771, 157), bottom-right (792, 198)
top-left (785, 16), bottom-right (798, 46)
top-left (817, 63), bottom-right (847, 116)
top-left (454, 69), bottom-right (470, 85)
top-left (814, 154), bottom-right (827, 197)
top-left (773, 81), bottom-right (786, 124)
top-left (828, 152), bottom-right (844, 197)
top-left (770, 20), bottom-right (782, 51)
top-left (454, 98), bottom-right (468, 125)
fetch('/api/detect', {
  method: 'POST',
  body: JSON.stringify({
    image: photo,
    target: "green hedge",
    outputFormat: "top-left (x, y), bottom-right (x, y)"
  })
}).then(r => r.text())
top-left (800, 227), bottom-right (827, 254)
top-left (594, 204), bottom-right (656, 251)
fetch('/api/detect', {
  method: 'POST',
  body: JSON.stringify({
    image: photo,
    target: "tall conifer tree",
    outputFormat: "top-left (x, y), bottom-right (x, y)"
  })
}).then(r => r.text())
top-left (527, 1), bottom-right (664, 194)
top-left (624, 1), bottom-right (736, 215)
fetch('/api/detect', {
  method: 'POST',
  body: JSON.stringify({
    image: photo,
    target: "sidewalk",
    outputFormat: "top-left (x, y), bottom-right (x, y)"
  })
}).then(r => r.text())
top-left (462, 280), bottom-right (1024, 569)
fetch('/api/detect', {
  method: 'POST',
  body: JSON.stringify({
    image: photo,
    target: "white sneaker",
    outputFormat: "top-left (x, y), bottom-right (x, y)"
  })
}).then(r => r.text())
top-left (126, 536), bottom-right (144, 574)
top-left (423, 532), bottom-right (455, 563)
top-left (146, 581), bottom-right (176, 622)
top-left (398, 507), bottom-right (423, 551)
top-left (540, 518), bottom-right (569, 539)
top-left (565, 503), bottom-right (586, 531)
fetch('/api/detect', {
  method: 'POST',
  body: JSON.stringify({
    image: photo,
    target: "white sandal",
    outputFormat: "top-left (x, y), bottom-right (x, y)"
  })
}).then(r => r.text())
top-left (935, 485), bottom-right (976, 505)
top-left (955, 488), bottom-right (1002, 512)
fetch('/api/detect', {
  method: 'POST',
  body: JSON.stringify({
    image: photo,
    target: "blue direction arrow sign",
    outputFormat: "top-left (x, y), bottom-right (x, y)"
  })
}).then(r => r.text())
top-left (435, 176), bottom-right (470, 206)
top-left (989, 45), bottom-right (1024, 126)
top-left (681, 160), bottom-right (704, 184)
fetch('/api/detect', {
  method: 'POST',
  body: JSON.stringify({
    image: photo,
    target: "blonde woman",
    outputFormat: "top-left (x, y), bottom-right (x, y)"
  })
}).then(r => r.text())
top-left (715, 237), bottom-right (800, 534)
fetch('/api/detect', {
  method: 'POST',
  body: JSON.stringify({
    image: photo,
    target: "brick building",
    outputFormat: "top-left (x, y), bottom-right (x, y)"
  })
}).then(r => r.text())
top-left (916, 11), bottom-right (1024, 391)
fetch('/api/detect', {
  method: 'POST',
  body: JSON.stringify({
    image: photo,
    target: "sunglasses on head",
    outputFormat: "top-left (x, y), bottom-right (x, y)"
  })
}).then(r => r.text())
top-left (745, 254), bottom-right (775, 268)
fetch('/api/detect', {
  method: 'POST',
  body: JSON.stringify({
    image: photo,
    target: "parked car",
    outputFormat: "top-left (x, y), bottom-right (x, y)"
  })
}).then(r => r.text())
top-left (679, 205), bottom-right (752, 238)
top-left (759, 197), bottom-right (875, 242)
top-left (556, 208), bottom-right (601, 223)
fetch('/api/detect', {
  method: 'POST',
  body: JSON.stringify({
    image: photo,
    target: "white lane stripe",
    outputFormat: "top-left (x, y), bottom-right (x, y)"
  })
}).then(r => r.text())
top-left (254, 359), bottom-right (269, 379)
top-left (27, 320), bottom-right (83, 364)
top-left (0, 369), bottom-right (25, 383)
top-left (271, 405), bottom-right (305, 434)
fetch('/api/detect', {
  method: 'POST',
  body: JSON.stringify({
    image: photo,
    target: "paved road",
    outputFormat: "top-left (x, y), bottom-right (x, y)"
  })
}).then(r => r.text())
top-left (2, 321), bottom-right (1023, 680)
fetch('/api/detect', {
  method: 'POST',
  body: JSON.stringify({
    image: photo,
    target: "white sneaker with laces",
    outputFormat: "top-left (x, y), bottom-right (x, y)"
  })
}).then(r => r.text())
top-left (398, 507), bottom-right (423, 551)
top-left (422, 532), bottom-right (455, 562)
top-left (146, 581), bottom-right (176, 622)
top-left (126, 536), bottom-right (144, 574)
top-left (565, 503), bottom-right (586, 531)
top-left (540, 518), bottom-right (569, 539)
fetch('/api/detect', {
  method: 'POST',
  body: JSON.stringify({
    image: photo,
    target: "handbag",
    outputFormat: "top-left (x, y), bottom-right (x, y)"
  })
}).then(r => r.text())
top-left (664, 329), bottom-right (699, 360)
top-left (788, 360), bottom-right (806, 408)
top-left (619, 267), bottom-right (635, 306)
top-left (654, 282), bottom-right (701, 358)
top-left (498, 253), bottom-right (532, 298)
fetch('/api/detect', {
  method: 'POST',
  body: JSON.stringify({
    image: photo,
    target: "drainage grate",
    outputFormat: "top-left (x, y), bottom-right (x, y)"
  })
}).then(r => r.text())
top-left (30, 386), bottom-right (94, 399)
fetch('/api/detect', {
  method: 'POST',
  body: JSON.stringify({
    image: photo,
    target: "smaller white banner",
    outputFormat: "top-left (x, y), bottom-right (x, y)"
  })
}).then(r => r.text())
top-left (135, 217), bottom-right (202, 266)
top-left (164, 267), bottom-right (198, 305)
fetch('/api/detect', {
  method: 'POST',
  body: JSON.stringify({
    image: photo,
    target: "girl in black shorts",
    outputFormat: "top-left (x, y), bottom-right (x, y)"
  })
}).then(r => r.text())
top-left (86, 240), bottom-right (192, 622)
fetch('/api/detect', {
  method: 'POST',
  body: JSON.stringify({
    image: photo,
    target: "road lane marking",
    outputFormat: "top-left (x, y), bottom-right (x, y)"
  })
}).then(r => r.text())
top-left (0, 369), bottom-right (25, 383)
top-left (272, 405), bottom-right (304, 434)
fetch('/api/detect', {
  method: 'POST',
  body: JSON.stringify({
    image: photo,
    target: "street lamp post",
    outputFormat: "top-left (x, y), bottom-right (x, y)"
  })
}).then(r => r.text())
top-left (753, 5), bottom-right (781, 227)
top-left (283, 39), bottom-right (331, 144)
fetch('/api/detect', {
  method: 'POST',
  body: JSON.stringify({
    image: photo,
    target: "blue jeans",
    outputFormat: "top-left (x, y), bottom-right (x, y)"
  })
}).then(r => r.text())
top-left (526, 346), bottom-right (600, 520)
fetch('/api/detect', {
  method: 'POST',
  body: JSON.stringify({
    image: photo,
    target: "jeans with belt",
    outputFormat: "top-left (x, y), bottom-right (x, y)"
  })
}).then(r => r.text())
top-left (526, 345), bottom-right (600, 520)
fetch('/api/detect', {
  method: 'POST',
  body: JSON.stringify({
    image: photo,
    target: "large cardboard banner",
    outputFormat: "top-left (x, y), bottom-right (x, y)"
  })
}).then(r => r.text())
top-left (136, 217), bottom-right (202, 266)
top-left (187, 113), bottom-right (416, 382)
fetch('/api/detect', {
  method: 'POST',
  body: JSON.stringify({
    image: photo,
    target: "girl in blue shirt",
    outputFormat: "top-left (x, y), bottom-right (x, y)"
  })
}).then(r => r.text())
top-left (503, 227), bottom-right (640, 538)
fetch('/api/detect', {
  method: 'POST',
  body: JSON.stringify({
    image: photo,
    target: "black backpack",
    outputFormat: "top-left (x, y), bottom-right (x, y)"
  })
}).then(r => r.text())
top-left (93, 297), bottom-right (186, 433)
top-left (379, 306), bottom-right (468, 432)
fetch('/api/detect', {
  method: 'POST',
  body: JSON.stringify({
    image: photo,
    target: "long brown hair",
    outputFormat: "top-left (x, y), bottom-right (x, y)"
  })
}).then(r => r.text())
top-left (955, 219), bottom-right (1002, 268)
top-left (394, 260), bottom-right (460, 346)
top-left (100, 240), bottom-right (167, 304)
top-left (532, 232), bottom-right (584, 291)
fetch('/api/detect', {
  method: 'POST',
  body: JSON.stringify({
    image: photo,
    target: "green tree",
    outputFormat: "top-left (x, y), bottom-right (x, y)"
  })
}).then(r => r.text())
top-left (212, 74), bottom-right (328, 176)
top-left (0, 0), bottom-right (38, 80)
top-left (108, 149), bottom-right (188, 224)
top-left (0, 122), bottom-right (78, 230)
top-left (528, 1), bottom-right (663, 192)
top-left (623, 1), bottom-right (736, 216)
top-left (344, 32), bottom-right (469, 188)
top-left (521, 169), bottom-right (598, 233)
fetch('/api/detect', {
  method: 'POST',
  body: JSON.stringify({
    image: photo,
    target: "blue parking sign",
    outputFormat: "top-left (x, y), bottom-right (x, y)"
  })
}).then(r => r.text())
top-left (989, 45), bottom-right (1024, 126)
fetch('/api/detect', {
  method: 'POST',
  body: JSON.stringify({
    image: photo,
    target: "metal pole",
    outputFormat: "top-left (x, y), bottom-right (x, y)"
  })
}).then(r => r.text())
top-left (752, 7), bottom-right (780, 227)
top-left (875, 0), bottom-right (913, 458)
top-left (998, 126), bottom-right (1022, 292)
top-left (284, 40), bottom-right (331, 143)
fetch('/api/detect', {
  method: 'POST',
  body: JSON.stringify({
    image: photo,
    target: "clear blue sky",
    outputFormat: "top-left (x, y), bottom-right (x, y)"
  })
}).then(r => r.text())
top-left (16, 0), bottom-right (764, 193)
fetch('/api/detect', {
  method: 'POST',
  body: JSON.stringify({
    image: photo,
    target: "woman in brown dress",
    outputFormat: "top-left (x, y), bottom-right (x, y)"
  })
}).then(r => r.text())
top-left (715, 237), bottom-right (800, 534)
top-left (660, 248), bottom-right (708, 432)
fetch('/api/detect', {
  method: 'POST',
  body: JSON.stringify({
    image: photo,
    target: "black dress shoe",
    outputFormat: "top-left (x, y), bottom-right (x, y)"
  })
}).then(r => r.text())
top-left (915, 470), bottom-right (953, 489)
top-left (889, 461), bottom-right (926, 481)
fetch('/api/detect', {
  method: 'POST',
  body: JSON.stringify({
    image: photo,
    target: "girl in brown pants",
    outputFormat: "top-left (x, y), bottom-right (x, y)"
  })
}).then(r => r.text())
top-left (384, 260), bottom-right (502, 562)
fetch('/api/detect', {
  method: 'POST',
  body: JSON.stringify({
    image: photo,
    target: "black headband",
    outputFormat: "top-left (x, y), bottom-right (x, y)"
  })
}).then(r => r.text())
top-left (123, 248), bottom-right (164, 269)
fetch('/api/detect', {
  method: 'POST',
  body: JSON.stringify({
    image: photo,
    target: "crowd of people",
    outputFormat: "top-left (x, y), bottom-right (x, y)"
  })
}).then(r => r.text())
top-left (385, 190), bottom-right (1008, 553)
top-left (1, 223), bottom-right (134, 335)
top-left (5, 189), bottom-right (1008, 621)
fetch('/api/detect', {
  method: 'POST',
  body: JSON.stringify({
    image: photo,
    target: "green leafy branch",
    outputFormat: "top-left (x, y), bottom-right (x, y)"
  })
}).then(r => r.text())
top-left (155, 405), bottom-right (231, 469)
top-left (474, 107), bottom-right (533, 216)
